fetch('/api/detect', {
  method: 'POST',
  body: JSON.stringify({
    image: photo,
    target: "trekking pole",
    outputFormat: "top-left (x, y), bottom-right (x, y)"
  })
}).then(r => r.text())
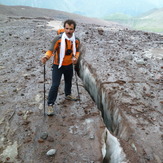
top-left (43, 64), bottom-right (46, 116)
top-left (74, 65), bottom-right (80, 102)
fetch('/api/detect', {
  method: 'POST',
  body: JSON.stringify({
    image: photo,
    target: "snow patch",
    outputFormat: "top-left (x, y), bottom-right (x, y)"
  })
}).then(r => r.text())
top-left (47, 20), bottom-right (63, 31)
top-left (144, 48), bottom-right (163, 59)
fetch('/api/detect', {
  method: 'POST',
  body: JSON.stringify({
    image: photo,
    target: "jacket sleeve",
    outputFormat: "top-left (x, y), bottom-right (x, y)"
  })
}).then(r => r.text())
top-left (45, 36), bottom-right (60, 59)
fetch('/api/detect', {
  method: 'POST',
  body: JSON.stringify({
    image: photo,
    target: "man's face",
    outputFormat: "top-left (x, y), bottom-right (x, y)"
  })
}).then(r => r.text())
top-left (64, 23), bottom-right (75, 38)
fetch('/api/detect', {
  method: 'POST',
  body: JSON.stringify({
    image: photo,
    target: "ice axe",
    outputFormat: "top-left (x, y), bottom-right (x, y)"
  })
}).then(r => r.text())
top-left (43, 64), bottom-right (46, 116)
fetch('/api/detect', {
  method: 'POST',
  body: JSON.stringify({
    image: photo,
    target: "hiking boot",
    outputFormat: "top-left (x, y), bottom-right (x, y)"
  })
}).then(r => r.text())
top-left (47, 105), bottom-right (54, 116)
top-left (65, 95), bottom-right (77, 101)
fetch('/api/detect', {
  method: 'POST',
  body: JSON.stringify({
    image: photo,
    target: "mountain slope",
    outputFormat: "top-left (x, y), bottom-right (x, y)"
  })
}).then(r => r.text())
top-left (134, 8), bottom-right (163, 32)
top-left (0, 5), bottom-right (119, 27)
top-left (103, 8), bottom-right (163, 33)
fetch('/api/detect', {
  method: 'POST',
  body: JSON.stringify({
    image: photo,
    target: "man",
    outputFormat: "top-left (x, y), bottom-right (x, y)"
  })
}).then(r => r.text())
top-left (41, 19), bottom-right (80, 116)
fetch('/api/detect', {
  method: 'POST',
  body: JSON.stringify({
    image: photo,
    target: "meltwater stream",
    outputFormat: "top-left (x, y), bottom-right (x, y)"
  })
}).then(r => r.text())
top-left (78, 59), bottom-right (128, 163)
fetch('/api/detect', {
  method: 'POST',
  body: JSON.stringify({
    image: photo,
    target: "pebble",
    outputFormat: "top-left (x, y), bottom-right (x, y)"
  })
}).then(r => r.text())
top-left (89, 133), bottom-right (95, 140)
top-left (40, 132), bottom-right (48, 140)
top-left (17, 111), bottom-right (23, 116)
top-left (98, 28), bottom-right (104, 35)
top-left (46, 149), bottom-right (56, 156)
top-left (136, 59), bottom-right (145, 65)
top-left (131, 143), bottom-right (137, 152)
top-left (125, 55), bottom-right (133, 60)
top-left (38, 139), bottom-right (44, 143)
top-left (47, 136), bottom-right (54, 142)
top-left (22, 120), bottom-right (30, 125)
top-left (144, 155), bottom-right (151, 161)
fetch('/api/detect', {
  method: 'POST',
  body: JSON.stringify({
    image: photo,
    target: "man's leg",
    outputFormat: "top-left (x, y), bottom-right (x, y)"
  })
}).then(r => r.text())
top-left (63, 64), bottom-right (73, 96)
top-left (48, 65), bottom-right (62, 105)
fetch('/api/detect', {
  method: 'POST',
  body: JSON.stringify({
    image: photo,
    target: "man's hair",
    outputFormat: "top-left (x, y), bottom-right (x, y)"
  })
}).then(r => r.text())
top-left (64, 19), bottom-right (76, 29)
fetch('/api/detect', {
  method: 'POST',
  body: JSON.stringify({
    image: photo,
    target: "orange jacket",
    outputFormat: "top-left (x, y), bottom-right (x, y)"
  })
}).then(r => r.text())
top-left (45, 35), bottom-right (80, 66)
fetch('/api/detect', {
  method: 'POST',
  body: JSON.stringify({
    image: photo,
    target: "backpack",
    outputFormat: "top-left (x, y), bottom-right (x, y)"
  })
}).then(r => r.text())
top-left (57, 28), bottom-right (64, 35)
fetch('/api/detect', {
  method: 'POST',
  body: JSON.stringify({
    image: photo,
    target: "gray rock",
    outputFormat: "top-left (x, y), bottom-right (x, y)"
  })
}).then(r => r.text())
top-left (40, 132), bottom-right (48, 140)
top-left (125, 55), bottom-right (133, 60)
top-left (136, 59), bottom-right (146, 65)
top-left (47, 136), bottom-right (54, 142)
top-left (89, 133), bottom-right (95, 140)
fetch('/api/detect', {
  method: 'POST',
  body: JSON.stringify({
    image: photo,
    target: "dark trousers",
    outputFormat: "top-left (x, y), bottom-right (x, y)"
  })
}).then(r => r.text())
top-left (48, 64), bottom-right (73, 105)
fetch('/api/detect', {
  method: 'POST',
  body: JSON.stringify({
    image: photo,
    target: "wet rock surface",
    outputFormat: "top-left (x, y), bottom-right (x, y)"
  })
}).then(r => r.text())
top-left (0, 5), bottom-right (163, 163)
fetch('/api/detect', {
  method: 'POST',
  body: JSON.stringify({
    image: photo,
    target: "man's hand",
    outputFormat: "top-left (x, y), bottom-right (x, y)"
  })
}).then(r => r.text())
top-left (72, 56), bottom-right (77, 64)
top-left (41, 57), bottom-right (48, 64)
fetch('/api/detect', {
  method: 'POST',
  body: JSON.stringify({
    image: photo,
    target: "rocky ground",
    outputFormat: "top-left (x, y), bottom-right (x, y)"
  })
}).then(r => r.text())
top-left (78, 25), bottom-right (163, 163)
top-left (0, 5), bottom-right (163, 163)
top-left (0, 6), bottom-right (108, 163)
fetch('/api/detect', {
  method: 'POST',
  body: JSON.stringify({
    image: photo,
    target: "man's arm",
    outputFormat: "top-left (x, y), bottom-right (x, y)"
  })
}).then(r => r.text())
top-left (41, 35), bottom-right (60, 64)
